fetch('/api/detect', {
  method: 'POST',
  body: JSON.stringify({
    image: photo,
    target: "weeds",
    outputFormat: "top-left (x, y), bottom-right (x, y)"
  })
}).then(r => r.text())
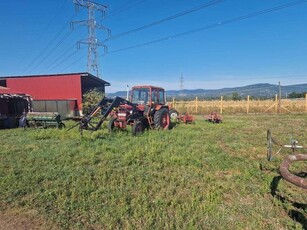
top-left (0, 114), bottom-right (306, 229)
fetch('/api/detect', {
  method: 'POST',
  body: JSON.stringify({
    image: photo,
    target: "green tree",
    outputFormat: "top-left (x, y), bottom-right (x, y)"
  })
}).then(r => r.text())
top-left (231, 92), bottom-right (241, 101)
top-left (82, 88), bottom-right (104, 115)
top-left (288, 91), bottom-right (306, 99)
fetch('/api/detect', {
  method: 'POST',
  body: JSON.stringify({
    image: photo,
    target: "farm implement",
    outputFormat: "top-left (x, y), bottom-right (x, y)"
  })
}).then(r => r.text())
top-left (204, 112), bottom-right (222, 123)
top-left (168, 108), bottom-right (195, 124)
top-left (266, 129), bottom-right (305, 161)
top-left (20, 112), bottom-right (65, 129)
top-left (266, 129), bottom-right (307, 189)
top-left (177, 113), bottom-right (195, 124)
top-left (69, 85), bottom-right (171, 136)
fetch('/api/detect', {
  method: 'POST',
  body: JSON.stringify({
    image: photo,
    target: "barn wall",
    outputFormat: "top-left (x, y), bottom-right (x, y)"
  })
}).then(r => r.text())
top-left (32, 100), bottom-right (78, 119)
top-left (6, 74), bottom-right (82, 111)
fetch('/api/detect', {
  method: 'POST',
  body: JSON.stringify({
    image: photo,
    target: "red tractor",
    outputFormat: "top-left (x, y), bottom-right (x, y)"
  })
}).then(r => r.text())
top-left (109, 85), bottom-right (171, 135)
top-left (73, 85), bottom-right (172, 136)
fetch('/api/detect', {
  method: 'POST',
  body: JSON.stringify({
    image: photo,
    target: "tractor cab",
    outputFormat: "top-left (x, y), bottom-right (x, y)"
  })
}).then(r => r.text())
top-left (131, 86), bottom-right (166, 107)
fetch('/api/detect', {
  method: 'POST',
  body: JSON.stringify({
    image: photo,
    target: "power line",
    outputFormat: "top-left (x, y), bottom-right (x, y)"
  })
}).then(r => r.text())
top-left (23, 11), bottom-right (78, 74)
top-left (48, 50), bottom-right (80, 73)
top-left (21, 0), bottom-right (148, 75)
top-left (106, 0), bottom-right (307, 55)
top-left (42, 30), bottom-right (87, 73)
top-left (96, 0), bottom-right (149, 21)
top-left (105, 0), bottom-right (224, 41)
top-left (19, 0), bottom-right (69, 73)
top-left (108, 0), bottom-right (149, 17)
top-left (30, 30), bottom-right (74, 73)
top-left (108, 0), bottom-right (131, 13)
top-left (72, 0), bottom-right (111, 78)
top-left (43, 44), bottom-right (78, 73)
top-left (59, 53), bottom-right (85, 72)
top-left (108, 0), bottom-right (143, 14)
top-left (40, 0), bottom-right (70, 39)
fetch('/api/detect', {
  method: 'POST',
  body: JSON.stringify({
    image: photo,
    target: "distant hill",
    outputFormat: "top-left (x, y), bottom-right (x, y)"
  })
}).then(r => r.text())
top-left (107, 90), bottom-right (127, 98)
top-left (106, 83), bottom-right (307, 99)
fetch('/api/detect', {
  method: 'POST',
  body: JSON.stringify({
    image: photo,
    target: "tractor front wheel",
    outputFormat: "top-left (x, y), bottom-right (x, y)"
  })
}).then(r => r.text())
top-left (154, 108), bottom-right (170, 129)
top-left (108, 117), bottom-right (117, 133)
top-left (132, 121), bottom-right (144, 136)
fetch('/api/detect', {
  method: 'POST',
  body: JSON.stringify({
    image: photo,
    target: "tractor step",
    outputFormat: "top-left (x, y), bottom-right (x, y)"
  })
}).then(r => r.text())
top-left (147, 116), bottom-right (154, 129)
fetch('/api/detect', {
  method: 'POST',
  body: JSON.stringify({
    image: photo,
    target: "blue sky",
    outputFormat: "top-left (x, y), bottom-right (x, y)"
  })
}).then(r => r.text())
top-left (0, 0), bottom-right (307, 93)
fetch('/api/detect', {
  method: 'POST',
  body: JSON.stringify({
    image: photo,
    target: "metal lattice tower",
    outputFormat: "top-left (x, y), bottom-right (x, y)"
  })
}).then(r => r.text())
top-left (180, 73), bottom-right (184, 90)
top-left (71, 0), bottom-right (111, 78)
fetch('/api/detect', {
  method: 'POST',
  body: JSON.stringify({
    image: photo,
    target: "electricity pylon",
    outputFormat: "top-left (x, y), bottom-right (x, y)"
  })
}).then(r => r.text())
top-left (71, 0), bottom-right (111, 78)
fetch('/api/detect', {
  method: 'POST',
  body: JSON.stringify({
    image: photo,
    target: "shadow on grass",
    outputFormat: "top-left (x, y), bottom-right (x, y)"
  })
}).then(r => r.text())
top-left (270, 176), bottom-right (307, 229)
top-left (169, 121), bottom-right (178, 130)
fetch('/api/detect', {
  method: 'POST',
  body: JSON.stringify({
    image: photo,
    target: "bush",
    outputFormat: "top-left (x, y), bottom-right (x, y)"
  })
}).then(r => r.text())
top-left (82, 88), bottom-right (104, 115)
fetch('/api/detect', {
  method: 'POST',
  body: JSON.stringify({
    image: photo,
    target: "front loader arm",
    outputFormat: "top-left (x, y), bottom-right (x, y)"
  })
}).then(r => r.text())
top-left (82, 96), bottom-right (135, 131)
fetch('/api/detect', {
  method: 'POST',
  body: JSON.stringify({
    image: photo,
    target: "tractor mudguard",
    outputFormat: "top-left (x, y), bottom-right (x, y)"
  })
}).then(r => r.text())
top-left (155, 105), bottom-right (169, 111)
top-left (155, 105), bottom-right (162, 110)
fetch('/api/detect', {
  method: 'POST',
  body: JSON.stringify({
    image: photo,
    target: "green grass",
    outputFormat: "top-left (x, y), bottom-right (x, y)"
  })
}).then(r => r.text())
top-left (0, 114), bottom-right (306, 229)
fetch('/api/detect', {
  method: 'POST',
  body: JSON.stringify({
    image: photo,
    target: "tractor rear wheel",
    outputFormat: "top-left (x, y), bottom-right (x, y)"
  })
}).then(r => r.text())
top-left (132, 121), bottom-right (144, 136)
top-left (108, 117), bottom-right (117, 133)
top-left (154, 108), bottom-right (170, 129)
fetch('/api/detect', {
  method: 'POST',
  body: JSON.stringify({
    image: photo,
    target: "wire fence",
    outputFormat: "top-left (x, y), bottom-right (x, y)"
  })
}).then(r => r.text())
top-left (171, 94), bottom-right (307, 115)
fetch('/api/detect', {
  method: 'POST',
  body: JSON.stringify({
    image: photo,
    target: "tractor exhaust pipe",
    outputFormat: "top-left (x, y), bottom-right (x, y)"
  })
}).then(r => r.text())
top-left (279, 154), bottom-right (307, 189)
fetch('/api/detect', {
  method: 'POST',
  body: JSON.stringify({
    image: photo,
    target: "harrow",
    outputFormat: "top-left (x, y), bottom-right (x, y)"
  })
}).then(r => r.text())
top-left (266, 129), bottom-right (304, 161)
top-left (266, 129), bottom-right (307, 190)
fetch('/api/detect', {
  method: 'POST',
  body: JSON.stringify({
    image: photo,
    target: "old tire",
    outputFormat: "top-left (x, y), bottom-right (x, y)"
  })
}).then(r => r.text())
top-left (169, 109), bottom-right (179, 121)
top-left (279, 154), bottom-right (307, 189)
top-left (108, 117), bottom-right (117, 133)
top-left (132, 121), bottom-right (144, 136)
top-left (154, 108), bottom-right (170, 129)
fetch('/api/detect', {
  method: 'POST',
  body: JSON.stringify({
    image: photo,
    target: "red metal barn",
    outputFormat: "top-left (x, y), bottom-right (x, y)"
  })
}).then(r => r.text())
top-left (0, 72), bottom-right (110, 118)
top-left (0, 86), bottom-right (31, 128)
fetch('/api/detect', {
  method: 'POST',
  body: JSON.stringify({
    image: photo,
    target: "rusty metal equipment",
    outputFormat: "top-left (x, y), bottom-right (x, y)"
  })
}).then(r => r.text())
top-left (266, 129), bottom-right (304, 161)
top-left (267, 129), bottom-right (307, 189)
top-left (279, 154), bottom-right (307, 189)
top-left (177, 112), bottom-right (195, 124)
top-left (204, 111), bottom-right (222, 123)
top-left (168, 109), bottom-right (195, 124)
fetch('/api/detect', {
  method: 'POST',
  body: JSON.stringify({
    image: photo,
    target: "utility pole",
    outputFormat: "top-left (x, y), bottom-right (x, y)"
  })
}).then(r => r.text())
top-left (71, 0), bottom-right (111, 78)
top-left (126, 85), bottom-right (129, 100)
top-left (180, 73), bottom-right (184, 90)
top-left (278, 81), bottom-right (281, 113)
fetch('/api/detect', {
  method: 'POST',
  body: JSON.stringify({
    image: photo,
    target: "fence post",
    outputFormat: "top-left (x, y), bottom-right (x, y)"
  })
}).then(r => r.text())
top-left (195, 97), bottom-right (198, 113)
top-left (247, 95), bottom-right (250, 114)
top-left (275, 94), bottom-right (278, 113)
top-left (220, 96), bottom-right (223, 114)
top-left (172, 97), bottom-right (175, 108)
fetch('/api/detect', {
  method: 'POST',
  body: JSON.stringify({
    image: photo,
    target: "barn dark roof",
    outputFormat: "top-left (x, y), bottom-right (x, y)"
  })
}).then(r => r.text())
top-left (0, 72), bottom-right (110, 87)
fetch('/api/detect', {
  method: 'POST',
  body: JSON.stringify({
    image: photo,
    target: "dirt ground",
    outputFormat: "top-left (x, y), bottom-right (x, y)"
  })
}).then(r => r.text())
top-left (0, 209), bottom-right (57, 230)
